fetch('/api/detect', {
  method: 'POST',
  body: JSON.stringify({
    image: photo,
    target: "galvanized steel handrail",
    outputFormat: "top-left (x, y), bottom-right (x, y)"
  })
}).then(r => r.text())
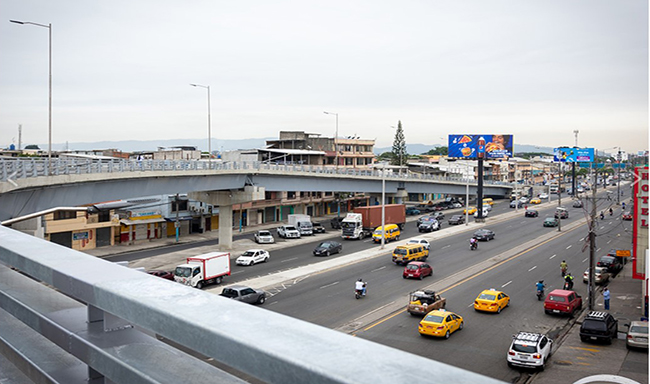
top-left (0, 158), bottom-right (511, 186)
top-left (0, 225), bottom-right (505, 384)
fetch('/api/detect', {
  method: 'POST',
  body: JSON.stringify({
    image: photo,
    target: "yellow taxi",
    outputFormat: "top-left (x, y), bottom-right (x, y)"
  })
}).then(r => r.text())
top-left (418, 309), bottom-right (464, 339)
top-left (463, 206), bottom-right (477, 215)
top-left (473, 288), bottom-right (510, 314)
top-left (530, 198), bottom-right (541, 204)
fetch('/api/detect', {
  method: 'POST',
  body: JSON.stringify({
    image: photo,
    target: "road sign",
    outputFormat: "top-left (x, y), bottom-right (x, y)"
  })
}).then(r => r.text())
top-left (615, 250), bottom-right (631, 257)
top-left (612, 163), bottom-right (626, 169)
top-left (578, 162), bottom-right (605, 168)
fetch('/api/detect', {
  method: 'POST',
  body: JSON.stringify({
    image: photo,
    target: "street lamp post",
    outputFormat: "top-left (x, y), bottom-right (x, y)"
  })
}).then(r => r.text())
top-left (11, 20), bottom-right (52, 171)
top-left (381, 161), bottom-right (386, 249)
top-left (190, 84), bottom-right (212, 163)
top-left (323, 111), bottom-right (338, 169)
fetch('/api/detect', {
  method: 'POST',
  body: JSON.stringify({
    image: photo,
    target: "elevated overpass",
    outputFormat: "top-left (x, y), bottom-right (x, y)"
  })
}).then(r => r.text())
top-left (0, 158), bottom-right (512, 247)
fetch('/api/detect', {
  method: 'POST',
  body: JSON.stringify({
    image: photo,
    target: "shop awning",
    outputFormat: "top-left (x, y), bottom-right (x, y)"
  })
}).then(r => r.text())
top-left (119, 218), bottom-right (166, 226)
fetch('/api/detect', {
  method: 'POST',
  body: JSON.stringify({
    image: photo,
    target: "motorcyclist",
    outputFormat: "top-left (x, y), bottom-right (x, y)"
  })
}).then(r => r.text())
top-left (355, 278), bottom-right (367, 296)
top-left (536, 280), bottom-right (545, 296)
top-left (564, 273), bottom-right (574, 290)
top-left (600, 211), bottom-right (605, 220)
top-left (609, 208), bottom-right (613, 216)
top-left (622, 202), bottom-right (626, 210)
top-left (560, 260), bottom-right (568, 277)
top-left (469, 236), bottom-right (478, 249)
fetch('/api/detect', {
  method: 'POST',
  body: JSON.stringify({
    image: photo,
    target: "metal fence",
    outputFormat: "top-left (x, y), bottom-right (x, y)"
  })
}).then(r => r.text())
top-left (0, 158), bottom-right (509, 186)
top-left (0, 225), bottom-right (504, 384)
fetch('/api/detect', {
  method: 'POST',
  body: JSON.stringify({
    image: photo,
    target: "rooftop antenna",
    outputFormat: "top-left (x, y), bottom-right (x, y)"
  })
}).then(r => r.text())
top-left (18, 124), bottom-right (22, 150)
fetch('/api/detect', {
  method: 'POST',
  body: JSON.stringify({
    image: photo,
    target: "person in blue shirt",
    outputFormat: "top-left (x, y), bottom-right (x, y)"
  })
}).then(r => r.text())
top-left (536, 280), bottom-right (545, 295)
top-left (603, 288), bottom-right (611, 310)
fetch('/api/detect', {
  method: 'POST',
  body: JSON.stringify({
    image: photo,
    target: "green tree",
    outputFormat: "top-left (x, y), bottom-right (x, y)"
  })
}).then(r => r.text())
top-left (391, 121), bottom-right (407, 166)
top-left (24, 144), bottom-right (40, 150)
top-left (377, 152), bottom-right (394, 162)
top-left (423, 146), bottom-right (447, 156)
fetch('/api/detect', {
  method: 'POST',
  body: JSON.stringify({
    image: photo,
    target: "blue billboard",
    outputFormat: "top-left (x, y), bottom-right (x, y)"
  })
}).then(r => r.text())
top-left (448, 135), bottom-right (513, 159)
top-left (553, 147), bottom-right (594, 162)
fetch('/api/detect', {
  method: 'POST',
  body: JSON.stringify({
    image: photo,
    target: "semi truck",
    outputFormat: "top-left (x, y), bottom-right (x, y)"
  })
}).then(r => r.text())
top-left (174, 252), bottom-right (231, 289)
top-left (341, 204), bottom-right (406, 240)
top-left (287, 214), bottom-right (313, 236)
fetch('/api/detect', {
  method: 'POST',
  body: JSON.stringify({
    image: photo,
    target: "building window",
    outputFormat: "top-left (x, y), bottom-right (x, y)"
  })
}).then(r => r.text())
top-left (98, 210), bottom-right (111, 222)
top-left (53, 211), bottom-right (77, 221)
top-left (172, 200), bottom-right (188, 212)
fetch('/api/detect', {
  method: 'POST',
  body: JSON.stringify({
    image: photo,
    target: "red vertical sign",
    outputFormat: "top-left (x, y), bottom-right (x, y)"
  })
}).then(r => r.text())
top-left (633, 166), bottom-right (648, 280)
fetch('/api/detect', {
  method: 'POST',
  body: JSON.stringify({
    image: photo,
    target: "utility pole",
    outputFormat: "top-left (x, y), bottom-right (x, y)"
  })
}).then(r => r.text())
top-left (558, 163), bottom-right (562, 232)
top-left (175, 194), bottom-right (180, 243)
top-left (616, 148), bottom-right (621, 205)
top-left (588, 164), bottom-right (598, 310)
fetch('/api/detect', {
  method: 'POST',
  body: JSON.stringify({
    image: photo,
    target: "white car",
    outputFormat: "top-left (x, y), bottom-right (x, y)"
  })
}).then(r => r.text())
top-left (407, 238), bottom-right (430, 250)
top-left (236, 249), bottom-right (270, 266)
top-left (474, 208), bottom-right (490, 218)
top-left (254, 230), bottom-right (275, 244)
top-left (507, 332), bottom-right (553, 370)
top-left (519, 197), bottom-right (530, 204)
top-left (539, 193), bottom-right (549, 200)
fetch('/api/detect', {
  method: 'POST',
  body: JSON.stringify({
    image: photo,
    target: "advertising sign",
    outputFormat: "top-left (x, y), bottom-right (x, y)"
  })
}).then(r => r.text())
top-left (448, 135), bottom-right (513, 159)
top-left (553, 147), bottom-right (594, 162)
top-left (633, 166), bottom-right (648, 280)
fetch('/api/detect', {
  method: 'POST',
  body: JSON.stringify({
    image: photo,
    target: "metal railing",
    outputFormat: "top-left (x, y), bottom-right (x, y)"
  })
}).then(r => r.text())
top-left (0, 158), bottom-right (511, 186)
top-left (0, 225), bottom-right (504, 384)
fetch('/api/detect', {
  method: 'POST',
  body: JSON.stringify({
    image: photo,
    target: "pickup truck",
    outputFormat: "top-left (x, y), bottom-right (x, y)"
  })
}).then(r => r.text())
top-left (543, 289), bottom-right (582, 316)
top-left (277, 225), bottom-right (301, 239)
top-left (407, 290), bottom-right (446, 317)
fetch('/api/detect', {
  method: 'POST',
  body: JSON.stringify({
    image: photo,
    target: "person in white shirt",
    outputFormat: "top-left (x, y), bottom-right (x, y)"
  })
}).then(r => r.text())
top-left (355, 279), bottom-right (366, 296)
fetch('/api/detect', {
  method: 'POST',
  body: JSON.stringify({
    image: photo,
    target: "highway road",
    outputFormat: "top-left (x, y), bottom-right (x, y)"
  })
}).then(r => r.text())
top-left (248, 191), bottom-right (633, 382)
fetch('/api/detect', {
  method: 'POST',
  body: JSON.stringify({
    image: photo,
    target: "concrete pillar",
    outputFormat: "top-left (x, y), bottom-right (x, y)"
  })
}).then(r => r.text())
top-left (189, 186), bottom-right (265, 250)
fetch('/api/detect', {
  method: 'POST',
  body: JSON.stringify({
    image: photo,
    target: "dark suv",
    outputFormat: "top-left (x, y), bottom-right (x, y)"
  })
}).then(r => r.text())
top-left (580, 311), bottom-right (618, 344)
top-left (597, 255), bottom-right (623, 274)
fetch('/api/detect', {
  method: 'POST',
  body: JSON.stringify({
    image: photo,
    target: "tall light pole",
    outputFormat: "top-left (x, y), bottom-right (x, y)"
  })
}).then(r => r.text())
top-left (190, 84), bottom-right (212, 162)
top-left (381, 161), bottom-right (386, 249)
top-left (11, 20), bottom-right (52, 170)
top-left (323, 111), bottom-right (338, 169)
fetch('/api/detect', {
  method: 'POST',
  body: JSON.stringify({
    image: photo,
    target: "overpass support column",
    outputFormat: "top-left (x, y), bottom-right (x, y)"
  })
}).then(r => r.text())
top-left (190, 186), bottom-right (265, 250)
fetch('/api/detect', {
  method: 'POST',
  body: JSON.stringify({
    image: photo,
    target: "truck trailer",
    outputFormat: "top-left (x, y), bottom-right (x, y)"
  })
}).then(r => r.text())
top-left (341, 204), bottom-right (406, 240)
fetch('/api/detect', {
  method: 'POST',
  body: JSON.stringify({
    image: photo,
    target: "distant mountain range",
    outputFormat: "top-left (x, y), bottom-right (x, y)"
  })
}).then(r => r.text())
top-left (44, 139), bottom-right (553, 156)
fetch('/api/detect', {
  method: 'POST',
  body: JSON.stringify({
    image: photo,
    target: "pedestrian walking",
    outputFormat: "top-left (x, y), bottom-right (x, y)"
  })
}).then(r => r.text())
top-left (603, 288), bottom-right (611, 310)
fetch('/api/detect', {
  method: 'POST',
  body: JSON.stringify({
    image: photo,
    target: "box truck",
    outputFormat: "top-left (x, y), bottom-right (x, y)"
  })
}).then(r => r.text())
top-left (174, 252), bottom-right (231, 289)
top-left (288, 214), bottom-right (313, 236)
top-left (341, 204), bottom-right (406, 240)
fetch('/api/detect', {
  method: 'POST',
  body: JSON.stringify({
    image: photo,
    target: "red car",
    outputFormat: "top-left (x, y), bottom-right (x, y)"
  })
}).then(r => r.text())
top-left (403, 261), bottom-right (433, 280)
top-left (147, 270), bottom-right (174, 280)
top-left (543, 289), bottom-right (582, 317)
top-left (622, 212), bottom-right (633, 221)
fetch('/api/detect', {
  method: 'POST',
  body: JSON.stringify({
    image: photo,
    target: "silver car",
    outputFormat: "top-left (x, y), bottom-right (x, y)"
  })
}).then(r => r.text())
top-left (582, 266), bottom-right (611, 284)
top-left (254, 230), bottom-right (275, 244)
top-left (626, 321), bottom-right (648, 349)
top-left (220, 285), bottom-right (267, 305)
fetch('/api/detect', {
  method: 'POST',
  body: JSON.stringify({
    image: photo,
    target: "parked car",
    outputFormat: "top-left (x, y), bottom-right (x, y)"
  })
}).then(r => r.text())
top-left (625, 321), bottom-right (649, 350)
top-left (312, 222), bottom-right (326, 233)
top-left (555, 207), bottom-right (569, 219)
top-left (330, 216), bottom-right (344, 229)
top-left (543, 217), bottom-right (559, 227)
top-left (254, 230), bottom-right (275, 244)
top-left (220, 285), bottom-right (266, 305)
top-left (473, 229), bottom-right (495, 241)
top-left (580, 311), bottom-right (618, 344)
top-left (582, 266), bottom-right (611, 284)
top-left (407, 238), bottom-right (430, 250)
top-left (448, 215), bottom-right (465, 225)
top-left (403, 261), bottom-right (433, 280)
top-left (572, 200), bottom-right (583, 208)
top-left (525, 210), bottom-right (539, 218)
top-left (510, 200), bottom-right (524, 208)
top-left (543, 289), bottom-right (582, 316)
top-left (406, 207), bottom-right (421, 215)
top-left (313, 240), bottom-right (342, 256)
top-left (622, 211), bottom-right (633, 221)
top-left (418, 219), bottom-right (440, 232)
top-left (146, 270), bottom-right (174, 280)
top-left (539, 193), bottom-right (549, 200)
top-left (236, 249), bottom-right (270, 266)
top-left (507, 332), bottom-right (553, 371)
top-left (597, 255), bottom-right (623, 274)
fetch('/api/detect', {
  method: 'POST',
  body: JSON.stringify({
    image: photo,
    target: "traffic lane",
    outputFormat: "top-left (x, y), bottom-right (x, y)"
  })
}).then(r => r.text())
top-left (355, 223), bottom-right (595, 381)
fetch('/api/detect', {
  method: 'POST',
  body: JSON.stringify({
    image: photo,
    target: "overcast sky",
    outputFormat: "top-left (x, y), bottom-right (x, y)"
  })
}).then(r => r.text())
top-left (1, 0), bottom-right (647, 153)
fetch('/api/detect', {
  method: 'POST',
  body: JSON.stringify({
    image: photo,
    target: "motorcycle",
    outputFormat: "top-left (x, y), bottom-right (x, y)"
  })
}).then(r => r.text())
top-left (355, 284), bottom-right (367, 299)
top-left (563, 281), bottom-right (574, 291)
top-left (536, 288), bottom-right (545, 301)
top-left (470, 240), bottom-right (478, 251)
top-left (561, 266), bottom-right (567, 277)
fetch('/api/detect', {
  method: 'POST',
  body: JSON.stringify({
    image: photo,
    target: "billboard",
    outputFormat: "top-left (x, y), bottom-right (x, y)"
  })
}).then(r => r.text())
top-left (553, 147), bottom-right (594, 162)
top-left (448, 135), bottom-right (513, 159)
top-left (633, 166), bottom-right (648, 280)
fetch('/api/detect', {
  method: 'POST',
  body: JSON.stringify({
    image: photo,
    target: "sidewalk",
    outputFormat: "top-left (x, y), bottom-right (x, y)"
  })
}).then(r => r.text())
top-left (530, 264), bottom-right (648, 384)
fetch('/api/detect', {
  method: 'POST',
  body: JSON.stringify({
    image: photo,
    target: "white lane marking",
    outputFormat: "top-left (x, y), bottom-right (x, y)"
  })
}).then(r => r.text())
top-left (468, 303), bottom-right (475, 308)
top-left (371, 266), bottom-right (387, 273)
top-left (319, 281), bottom-right (339, 289)
top-left (353, 301), bottom-right (396, 321)
top-left (607, 240), bottom-right (612, 244)
top-left (442, 245), bottom-right (451, 249)
top-left (231, 270), bottom-right (244, 275)
top-left (521, 221), bottom-right (527, 224)
top-left (506, 225), bottom-right (512, 228)
top-left (502, 281), bottom-right (512, 288)
top-left (550, 254), bottom-right (557, 259)
top-left (281, 257), bottom-right (299, 263)
top-left (597, 248), bottom-right (601, 252)
top-left (528, 266), bottom-right (537, 272)
top-left (582, 258), bottom-right (588, 263)
top-left (609, 222), bottom-right (612, 225)
top-left (566, 245), bottom-right (572, 250)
